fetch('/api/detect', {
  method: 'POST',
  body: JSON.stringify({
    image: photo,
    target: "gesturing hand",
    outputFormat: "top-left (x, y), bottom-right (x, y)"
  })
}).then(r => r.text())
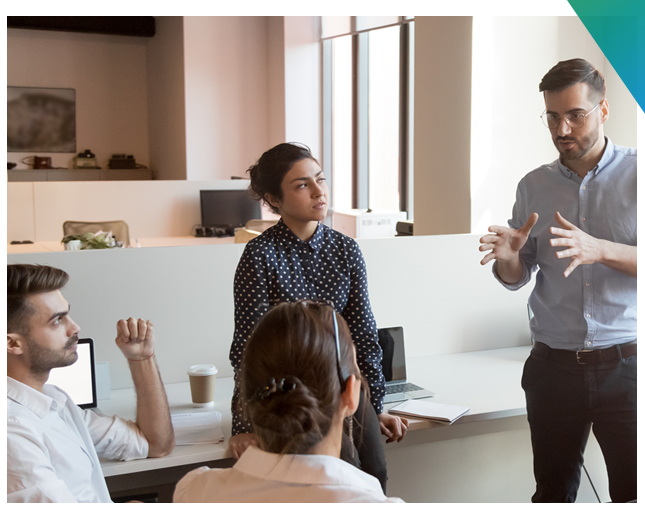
top-left (479, 213), bottom-right (539, 266)
top-left (116, 317), bottom-right (155, 361)
top-left (550, 211), bottom-right (603, 278)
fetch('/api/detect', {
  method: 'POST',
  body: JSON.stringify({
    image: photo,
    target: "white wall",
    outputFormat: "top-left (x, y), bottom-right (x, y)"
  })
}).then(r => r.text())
top-left (413, 17), bottom-right (473, 236)
top-left (7, 28), bottom-right (150, 171)
top-left (470, 16), bottom-right (638, 233)
top-left (284, 16), bottom-right (322, 158)
top-left (183, 17), bottom-right (272, 181)
top-left (147, 16), bottom-right (188, 181)
top-left (264, 16), bottom-right (322, 158)
top-left (6, 233), bottom-right (533, 389)
top-left (603, 57), bottom-right (638, 148)
top-left (7, 180), bottom-right (250, 242)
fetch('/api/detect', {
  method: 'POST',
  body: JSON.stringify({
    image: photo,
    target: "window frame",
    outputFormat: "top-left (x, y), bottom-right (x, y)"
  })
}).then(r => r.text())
top-left (322, 17), bottom-right (415, 215)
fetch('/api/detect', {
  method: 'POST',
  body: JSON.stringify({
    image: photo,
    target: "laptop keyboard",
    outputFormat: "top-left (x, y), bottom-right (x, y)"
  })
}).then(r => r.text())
top-left (385, 382), bottom-right (424, 395)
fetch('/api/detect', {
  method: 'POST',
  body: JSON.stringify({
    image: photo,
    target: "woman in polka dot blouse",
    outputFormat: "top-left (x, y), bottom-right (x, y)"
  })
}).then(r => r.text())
top-left (228, 142), bottom-right (408, 491)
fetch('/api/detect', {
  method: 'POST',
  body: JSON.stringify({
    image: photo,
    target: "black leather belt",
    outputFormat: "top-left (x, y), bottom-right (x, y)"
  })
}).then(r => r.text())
top-left (532, 340), bottom-right (637, 365)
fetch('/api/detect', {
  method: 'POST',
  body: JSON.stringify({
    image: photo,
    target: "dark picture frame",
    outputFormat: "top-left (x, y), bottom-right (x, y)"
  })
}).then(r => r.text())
top-left (7, 86), bottom-right (76, 153)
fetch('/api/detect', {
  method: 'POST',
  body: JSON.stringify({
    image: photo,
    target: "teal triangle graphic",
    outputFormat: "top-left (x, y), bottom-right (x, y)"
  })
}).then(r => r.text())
top-left (567, 0), bottom-right (644, 111)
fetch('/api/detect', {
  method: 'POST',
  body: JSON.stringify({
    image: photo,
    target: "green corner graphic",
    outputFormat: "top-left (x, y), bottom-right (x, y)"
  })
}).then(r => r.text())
top-left (567, 0), bottom-right (643, 111)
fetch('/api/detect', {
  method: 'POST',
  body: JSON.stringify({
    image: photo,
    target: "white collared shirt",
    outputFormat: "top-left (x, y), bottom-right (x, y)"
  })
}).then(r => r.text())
top-left (173, 446), bottom-right (405, 503)
top-left (7, 376), bottom-right (148, 503)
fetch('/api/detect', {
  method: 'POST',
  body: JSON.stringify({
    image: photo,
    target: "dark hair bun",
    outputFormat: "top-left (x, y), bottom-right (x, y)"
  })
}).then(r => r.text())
top-left (248, 377), bottom-right (332, 454)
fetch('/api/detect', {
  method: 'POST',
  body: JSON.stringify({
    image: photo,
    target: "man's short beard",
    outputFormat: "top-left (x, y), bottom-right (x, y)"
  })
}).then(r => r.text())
top-left (556, 122), bottom-right (601, 162)
top-left (27, 334), bottom-right (79, 377)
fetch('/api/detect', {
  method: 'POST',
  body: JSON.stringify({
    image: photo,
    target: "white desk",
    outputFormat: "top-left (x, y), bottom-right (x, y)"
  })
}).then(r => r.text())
top-left (99, 378), bottom-right (234, 477)
top-left (7, 236), bottom-right (235, 254)
top-left (99, 346), bottom-right (531, 478)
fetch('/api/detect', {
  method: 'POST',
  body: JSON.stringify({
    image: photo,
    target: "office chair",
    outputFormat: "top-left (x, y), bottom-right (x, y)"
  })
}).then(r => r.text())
top-left (234, 228), bottom-right (261, 244)
top-left (244, 219), bottom-right (278, 233)
top-left (63, 220), bottom-right (131, 247)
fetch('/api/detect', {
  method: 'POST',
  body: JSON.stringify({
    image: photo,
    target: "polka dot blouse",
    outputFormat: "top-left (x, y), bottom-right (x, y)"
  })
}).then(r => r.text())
top-left (230, 219), bottom-right (385, 435)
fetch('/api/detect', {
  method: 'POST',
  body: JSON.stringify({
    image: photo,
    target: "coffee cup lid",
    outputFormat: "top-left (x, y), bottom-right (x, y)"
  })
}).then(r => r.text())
top-left (187, 364), bottom-right (218, 376)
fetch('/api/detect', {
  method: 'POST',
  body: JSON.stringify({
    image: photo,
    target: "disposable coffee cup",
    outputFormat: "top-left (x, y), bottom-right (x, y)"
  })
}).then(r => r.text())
top-left (187, 364), bottom-right (218, 407)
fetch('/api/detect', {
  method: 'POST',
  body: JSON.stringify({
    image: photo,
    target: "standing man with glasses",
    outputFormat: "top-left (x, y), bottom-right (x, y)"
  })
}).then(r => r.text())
top-left (479, 58), bottom-right (636, 502)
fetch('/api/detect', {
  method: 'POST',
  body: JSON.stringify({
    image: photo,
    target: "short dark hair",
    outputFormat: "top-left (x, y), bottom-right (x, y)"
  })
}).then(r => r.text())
top-left (7, 264), bottom-right (69, 335)
top-left (539, 58), bottom-right (606, 103)
top-left (247, 142), bottom-right (318, 215)
top-left (240, 301), bottom-right (361, 455)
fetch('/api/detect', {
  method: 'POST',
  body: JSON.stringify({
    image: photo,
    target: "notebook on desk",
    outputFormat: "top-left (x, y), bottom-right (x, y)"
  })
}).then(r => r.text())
top-left (48, 338), bottom-right (98, 410)
top-left (378, 326), bottom-right (435, 403)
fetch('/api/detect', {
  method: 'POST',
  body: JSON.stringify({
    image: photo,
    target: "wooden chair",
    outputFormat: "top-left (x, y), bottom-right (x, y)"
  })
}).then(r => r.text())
top-left (63, 220), bottom-right (130, 247)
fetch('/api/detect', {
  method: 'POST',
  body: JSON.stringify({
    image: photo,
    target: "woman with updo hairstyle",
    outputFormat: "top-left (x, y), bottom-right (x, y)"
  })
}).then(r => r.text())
top-left (174, 302), bottom-right (404, 503)
top-left (228, 143), bottom-right (408, 492)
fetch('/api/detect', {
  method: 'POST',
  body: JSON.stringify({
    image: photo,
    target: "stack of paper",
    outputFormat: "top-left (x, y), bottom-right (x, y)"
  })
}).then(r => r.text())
top-left (171, 411), bottom-right (224, 445)
top-left (389, 399), bottom-right (470, 424)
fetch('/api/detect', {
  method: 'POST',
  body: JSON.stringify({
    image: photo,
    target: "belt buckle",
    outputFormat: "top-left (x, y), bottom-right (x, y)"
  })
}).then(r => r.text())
top-left (576, 349), bottom-right (593, 364)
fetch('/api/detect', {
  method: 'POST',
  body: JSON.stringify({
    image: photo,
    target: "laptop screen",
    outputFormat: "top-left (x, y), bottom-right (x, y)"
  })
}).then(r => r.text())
top-left (378, 327), bottom-right (407, 383)
top-left (47, 338), bottom-right (97, 409)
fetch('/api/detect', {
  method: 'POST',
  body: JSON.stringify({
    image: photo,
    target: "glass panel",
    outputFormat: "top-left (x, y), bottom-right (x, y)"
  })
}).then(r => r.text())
top-left (332, 35), bottom-right (353, 211)
top-left (368, 26), bottom-right (400, 211)
top-left (356, 16), bottom-right (400, 32)
top-left (322, 16), bottom-right (351, 38)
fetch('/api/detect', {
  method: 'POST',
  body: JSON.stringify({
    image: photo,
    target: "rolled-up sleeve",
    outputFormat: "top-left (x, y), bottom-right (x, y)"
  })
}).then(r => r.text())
top-left (84, 410), bottom-right (148, 461)
top-left (493, 180), bottom-right (538, 291)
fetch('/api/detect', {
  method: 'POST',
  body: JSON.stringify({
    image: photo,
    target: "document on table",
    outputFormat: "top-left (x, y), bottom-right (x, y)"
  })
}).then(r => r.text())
top-left (171, 411), bottom-right (224, 445)
top-left (389, 399), bottom-right (470, 424)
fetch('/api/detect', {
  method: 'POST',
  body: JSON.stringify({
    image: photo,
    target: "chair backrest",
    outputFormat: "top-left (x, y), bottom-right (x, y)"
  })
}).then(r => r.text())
top-left (245, 219), bottom-right (278, 233)
top-left (234, 227), bottom-right (261, 244)
top-left (63, 220), bottom-right (130, 246)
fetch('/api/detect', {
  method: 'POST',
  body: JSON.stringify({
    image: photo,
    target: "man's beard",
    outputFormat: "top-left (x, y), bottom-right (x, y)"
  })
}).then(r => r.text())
top-left (555, 129), bottom-right (599, 161)
top-left (27, 334), bottom-right (79, 376)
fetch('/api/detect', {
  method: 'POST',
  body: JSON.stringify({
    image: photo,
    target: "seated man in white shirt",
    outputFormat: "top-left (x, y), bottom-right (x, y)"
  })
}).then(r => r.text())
top-left (7, 264), bottom-right (175, 503)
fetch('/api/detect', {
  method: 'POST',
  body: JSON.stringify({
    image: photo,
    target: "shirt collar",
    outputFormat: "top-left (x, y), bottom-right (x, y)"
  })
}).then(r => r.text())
top-left (7, 376), bottom-right (66, 419)
top-left (593, 136), bottom-right (615, 175)
top-left (273, 218), bottom-right (324, 252)
top-left (235, 446), bottom-right (383, 494)
top-left (557, 136), bottom-right (614, 179)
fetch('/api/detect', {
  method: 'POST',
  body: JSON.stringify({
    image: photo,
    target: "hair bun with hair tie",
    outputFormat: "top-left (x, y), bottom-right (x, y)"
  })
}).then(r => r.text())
top-left (254, 377), bottom-right (276, 400)
top-left (254, 377), bottom-right (297, 400)
top-left (279, 378), bottom-right (296, 392)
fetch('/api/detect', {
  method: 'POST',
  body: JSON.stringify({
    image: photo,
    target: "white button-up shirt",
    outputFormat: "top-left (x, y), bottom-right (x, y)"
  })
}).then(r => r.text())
top-left (173, 446), bottom-right (404, 503)
top-left (7, 377), bottom-right (148, 503)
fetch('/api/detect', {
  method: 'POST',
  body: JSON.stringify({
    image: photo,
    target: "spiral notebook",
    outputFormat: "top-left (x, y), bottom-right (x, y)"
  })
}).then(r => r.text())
top-left (389, 399), bottom-right (470, 424)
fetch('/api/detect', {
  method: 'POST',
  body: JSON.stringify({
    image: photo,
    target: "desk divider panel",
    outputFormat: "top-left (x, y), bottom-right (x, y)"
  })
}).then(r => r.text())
top-left (8, 234), bottom-right (534, 390)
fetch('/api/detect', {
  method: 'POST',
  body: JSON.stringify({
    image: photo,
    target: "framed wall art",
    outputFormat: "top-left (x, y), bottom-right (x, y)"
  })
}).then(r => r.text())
top-left (7, 86), bottom-right (76, 153)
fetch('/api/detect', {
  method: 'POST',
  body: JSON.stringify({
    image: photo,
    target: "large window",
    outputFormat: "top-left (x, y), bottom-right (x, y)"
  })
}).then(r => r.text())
top-left (322, 17), bottom-right (414, 217)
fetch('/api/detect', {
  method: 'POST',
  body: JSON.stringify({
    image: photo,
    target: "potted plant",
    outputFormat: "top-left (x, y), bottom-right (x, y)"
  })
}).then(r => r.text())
top-left (61, 231), bottom-right (117, 250)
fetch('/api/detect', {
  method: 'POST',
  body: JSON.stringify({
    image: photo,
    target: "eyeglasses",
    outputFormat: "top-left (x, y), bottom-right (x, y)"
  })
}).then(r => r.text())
top-left (541, 102), bottom-right (601, 129)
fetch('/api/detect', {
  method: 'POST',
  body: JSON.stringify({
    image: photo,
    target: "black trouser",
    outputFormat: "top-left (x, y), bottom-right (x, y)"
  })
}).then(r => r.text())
top-left (340, 388), bottom-right (388, 494)
top-left (521, 341), bottom-right (637, 503)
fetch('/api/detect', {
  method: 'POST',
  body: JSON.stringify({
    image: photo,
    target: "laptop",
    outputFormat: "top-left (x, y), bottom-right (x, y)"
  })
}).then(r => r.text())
top-left (48, 338), bottom-right (98, 410)
top-left (378, 326), bottom-right (435, 403)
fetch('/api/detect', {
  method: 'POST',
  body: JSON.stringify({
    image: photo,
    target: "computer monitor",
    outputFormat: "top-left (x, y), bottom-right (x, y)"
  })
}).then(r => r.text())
top-left (47, 338), bottom-right (97, 409)
top-left (200, 190), bottom-right (262, 229)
